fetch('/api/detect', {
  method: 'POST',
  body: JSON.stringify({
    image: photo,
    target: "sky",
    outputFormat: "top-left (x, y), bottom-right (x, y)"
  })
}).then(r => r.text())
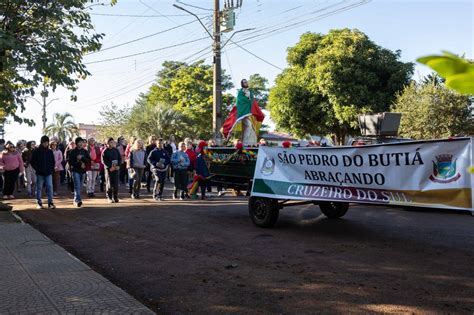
top-left (5, 0), bottom-right (473, 142)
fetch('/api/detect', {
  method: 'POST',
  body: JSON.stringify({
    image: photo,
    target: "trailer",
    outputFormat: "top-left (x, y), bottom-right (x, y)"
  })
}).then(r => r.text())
top-left (207, 137), bottom-right (474, 229)
top-left (206, 146), bottom-right (350, 227)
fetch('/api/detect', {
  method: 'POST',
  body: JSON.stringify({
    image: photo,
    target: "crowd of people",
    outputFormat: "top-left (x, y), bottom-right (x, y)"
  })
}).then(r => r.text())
top-left (0, 135), bottom-right (217, 209)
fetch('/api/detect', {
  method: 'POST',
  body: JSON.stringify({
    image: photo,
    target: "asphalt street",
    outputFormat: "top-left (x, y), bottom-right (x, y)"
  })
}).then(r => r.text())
top-left (11, 188), bottom-right (474, 314)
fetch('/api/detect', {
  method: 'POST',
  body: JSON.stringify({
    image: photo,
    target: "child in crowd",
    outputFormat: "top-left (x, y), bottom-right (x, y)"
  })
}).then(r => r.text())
top-left (170, 142), bottom-right (190, 200)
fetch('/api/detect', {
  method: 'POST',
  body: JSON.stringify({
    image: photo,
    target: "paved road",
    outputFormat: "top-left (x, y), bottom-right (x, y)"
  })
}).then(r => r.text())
top-left (11, 189), bottom-right (474, 314)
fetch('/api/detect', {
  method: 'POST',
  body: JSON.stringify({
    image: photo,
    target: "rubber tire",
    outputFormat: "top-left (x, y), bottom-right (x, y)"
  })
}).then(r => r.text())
top-left (319, 201), bottom-right (349, 219)
top-left (249, 197), bottom-right (279, 228)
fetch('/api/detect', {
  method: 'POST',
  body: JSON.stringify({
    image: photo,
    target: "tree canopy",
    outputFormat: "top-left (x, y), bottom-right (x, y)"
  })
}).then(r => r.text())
top-left (248, 73), bottom-right (269, 108)
top-left (391, 77), bottom-right (473, 139)
top-left (145, 60), bottom-right (235, 139)
top-left (98, 59), bottom-right (269, 141)
top-left (44, 112), bottom-right (79, 144)
top-left (97, 103), bottom-right (131, 141)
top-left (0, 0), bottom-right (104, 125)
top-left (269, 29), bottom-right (414, 143)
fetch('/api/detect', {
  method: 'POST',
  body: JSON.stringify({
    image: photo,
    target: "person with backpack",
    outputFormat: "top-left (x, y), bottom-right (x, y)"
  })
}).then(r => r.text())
top-left (147, 138), bottom-right (170, 201)
top-left (101, 138), bottom-right (122, 203)
top-left (30, 136), bottom-right (56, 209)
top-left (67, 137), bottom-right (91, 207)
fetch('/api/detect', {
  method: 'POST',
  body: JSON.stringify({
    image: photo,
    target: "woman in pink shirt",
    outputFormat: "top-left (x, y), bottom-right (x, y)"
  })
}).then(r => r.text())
top-left (0, 142), bottom-right (25, 199)
top-left (50, 141), bottom-right (63, 196)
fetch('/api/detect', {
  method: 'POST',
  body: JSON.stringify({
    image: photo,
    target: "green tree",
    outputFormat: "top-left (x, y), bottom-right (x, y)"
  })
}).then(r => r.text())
top-left (0, 0), bottom-right (105, 125)
top-left (127, 95), bottom-right (189, 139)
top-left (248, 73), bottom-right (269, 108)
top-left (147, 60), bottom-right (234, 139)
top-left (269, 29), bottom-right (413, 143)
top-left (97, 103), bottom-right (132, 141)
top-left (391, 79), bottom-right (473, 139)
top-left (269, 68), bottom-right (334, 138)
top-left (44, 112), bottom-right (79, 144)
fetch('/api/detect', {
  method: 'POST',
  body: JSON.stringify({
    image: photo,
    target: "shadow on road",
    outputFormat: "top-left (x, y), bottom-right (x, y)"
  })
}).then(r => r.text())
top-left (10, 192), bottom-right (474, 314)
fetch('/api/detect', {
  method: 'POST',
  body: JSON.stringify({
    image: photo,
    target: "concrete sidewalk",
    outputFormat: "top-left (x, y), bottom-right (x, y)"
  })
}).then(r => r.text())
top-left (0, 211), bottom-right (154, 315)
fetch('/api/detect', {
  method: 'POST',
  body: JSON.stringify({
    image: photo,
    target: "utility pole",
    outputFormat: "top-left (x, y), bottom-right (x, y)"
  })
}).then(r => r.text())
top-left (173, 1), bottom-right (244, 145)
top-left (41, 84), bottom-right (48, 131)
top-left (213, 0), bottom-right (223, 145)
top-left (27, 83), bottom-right (58, 133)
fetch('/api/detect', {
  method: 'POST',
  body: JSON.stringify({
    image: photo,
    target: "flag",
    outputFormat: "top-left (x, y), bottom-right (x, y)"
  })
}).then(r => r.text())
top-left (222, 89), bottom-right (265, 139)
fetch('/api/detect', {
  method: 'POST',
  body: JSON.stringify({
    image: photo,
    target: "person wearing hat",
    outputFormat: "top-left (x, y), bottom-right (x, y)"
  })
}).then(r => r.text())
top-left (30, 136), bottom-right (55, 209)
top-left (101, 137), bottom-right (122, 203)
top-left (67, 137), bottom-right (91, 207)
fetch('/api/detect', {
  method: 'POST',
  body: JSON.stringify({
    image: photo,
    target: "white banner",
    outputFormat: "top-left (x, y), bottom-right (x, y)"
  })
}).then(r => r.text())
top-left (251, 138), bottom-right (474, 211)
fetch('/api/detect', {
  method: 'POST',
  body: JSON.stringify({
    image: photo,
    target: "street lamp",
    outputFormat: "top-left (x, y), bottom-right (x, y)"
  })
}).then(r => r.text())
top-left (26, 96), bottom-right (59, 131)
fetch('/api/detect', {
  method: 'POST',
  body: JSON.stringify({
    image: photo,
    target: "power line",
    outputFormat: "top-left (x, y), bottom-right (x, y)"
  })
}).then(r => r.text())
top-left (175, 0), bottom-right (213, 11)
top-left (100, 5), bottom-right (152, 45)
top-left (88, 20), bottom-right (197, 54)
top-left (90, 12), bottom-right (208, 17)
top-left (75, 47), bottom-right (211, 109)
top-left (229, 39), bottom-right (283, 70)
top-left (223, 49), bottom-right (235, 84)
top-left (231, 0), bottom-right (371, 48)
top-left (84, 37), bottom-right (209, 65)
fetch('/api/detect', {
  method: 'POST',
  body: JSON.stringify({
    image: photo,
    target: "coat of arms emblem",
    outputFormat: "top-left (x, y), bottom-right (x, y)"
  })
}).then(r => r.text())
top-left (260, 157), bottom-right (275, 176)
top-left (429, 154), bottom-right (461, 183)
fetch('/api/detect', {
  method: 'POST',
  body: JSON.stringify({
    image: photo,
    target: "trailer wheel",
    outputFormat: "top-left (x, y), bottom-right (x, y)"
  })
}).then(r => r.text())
top-left (249, 197), bottom-right (279, 228)
top-left (319, 201), bottom-right (349, 219)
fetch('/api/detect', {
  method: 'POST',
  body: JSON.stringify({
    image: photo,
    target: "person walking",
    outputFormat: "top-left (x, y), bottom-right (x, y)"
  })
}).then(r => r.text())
top-left (101, 138), bottom-right (121, 203)
top-left (166, 135), bottom-right (177, 184)
top-left (170, 142), bottom-right (190, 200)
top-left (125, 136), bottom-right (136, 194)
top-left (22, 141), bottom-right (37, 197)
top-left (147, 138), bottom-right (170, 201)
top-left (67, 137), bottom-right (91, 207)
top-left (195, 149), bottom-right (211, 200)
top-left (50, 140), bottom-right (63, 196)
top-left (145, 135), bottom-right (157, 193)
top-left (15, 140), bottom-right (26, 193)
top-left (0, 139), bottom-right (4, 195)
top-left (86, 138), bottom-right (100, 197)
top-left (30, 136), bottom-right (56, 209)
top-left (129, 139), bottom-right (146, 199)
top-left (117, 136), bottom-right (127, 185)
top-left (99, 141), bottom-right (107, 192)
top-left (184, 140), bottom-right (197, 199)
top-left (0, 142), bottom-right (24, 199)
top-left (64, 140), bottom-right (76, 193)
